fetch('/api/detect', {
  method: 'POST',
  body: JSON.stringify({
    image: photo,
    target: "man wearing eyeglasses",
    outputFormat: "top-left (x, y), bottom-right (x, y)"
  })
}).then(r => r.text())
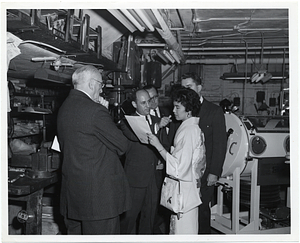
top-left (57, 65), bottom-right (131, 234)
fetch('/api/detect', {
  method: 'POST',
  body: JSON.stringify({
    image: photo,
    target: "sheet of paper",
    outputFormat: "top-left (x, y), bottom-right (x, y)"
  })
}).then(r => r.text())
top-left (51, 135), bottom-right (61, 152)
top-left (125, 115), bottom-right (152, 144)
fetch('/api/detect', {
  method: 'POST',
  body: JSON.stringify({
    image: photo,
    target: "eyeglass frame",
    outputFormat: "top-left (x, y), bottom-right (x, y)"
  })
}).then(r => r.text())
top-left (92, 78), bottom-right (105, 88)
top-left (149, 95), bottom-right (158, 102)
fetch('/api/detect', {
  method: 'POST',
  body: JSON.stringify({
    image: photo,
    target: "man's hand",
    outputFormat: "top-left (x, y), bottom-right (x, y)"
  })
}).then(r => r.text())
top-left (156, 160), bottom-right (164, 170)
top-left (207, 173), bottom-right (218, 186)
top-left (158, 116), bottom-right (172, 128)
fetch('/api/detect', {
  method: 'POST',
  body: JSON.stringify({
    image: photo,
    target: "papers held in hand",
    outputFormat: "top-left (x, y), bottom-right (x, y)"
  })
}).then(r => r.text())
top-left (125, 115), bottom-right (152, 144)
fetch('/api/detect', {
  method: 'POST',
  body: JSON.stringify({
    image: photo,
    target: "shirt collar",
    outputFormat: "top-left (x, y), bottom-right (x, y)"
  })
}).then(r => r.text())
top-left (136, 112), bottom-right (152, 125)
top-left (150, 107), bottom-right (160, 117)
top-left (200, 96), bottom-right (204, 104)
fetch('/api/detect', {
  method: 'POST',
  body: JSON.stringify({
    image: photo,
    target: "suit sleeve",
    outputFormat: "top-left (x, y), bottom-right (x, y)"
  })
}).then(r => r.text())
top-left (118, 118), bottom-right (140, 142)
top-left (210, 106), bottom-right (227, 177)
top-left (92, 108), bottom-right (129, 156)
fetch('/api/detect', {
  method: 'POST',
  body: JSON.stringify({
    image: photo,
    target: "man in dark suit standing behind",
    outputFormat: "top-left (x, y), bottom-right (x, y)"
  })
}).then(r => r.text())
top-left (181, 72), bottom-right (227, 234)
top-left (57, 65), bottom-right (131, 234)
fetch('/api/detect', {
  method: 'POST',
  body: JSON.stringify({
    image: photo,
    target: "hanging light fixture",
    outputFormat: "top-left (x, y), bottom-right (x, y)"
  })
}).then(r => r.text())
top-left (169, 49), bottom-right (181, 64)
top-left (250, 33), bottom-right (272, 83)
top-left (163, 50), bottom-right (175, 63)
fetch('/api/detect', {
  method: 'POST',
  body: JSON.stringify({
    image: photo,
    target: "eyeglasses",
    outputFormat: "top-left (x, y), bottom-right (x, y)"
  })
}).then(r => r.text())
top-left (92, 78), bottom-right (105, 88)
top-left (149, 95), bottom-right (158, 102)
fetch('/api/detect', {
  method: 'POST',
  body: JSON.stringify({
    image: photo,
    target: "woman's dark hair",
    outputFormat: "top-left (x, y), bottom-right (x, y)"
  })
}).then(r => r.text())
top-left (172, 87), bottom-right (201, 116)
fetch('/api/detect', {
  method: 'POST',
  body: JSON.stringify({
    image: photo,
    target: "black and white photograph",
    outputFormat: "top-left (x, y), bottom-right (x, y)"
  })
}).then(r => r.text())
top-left (1, 1), bottom-right (299, 242)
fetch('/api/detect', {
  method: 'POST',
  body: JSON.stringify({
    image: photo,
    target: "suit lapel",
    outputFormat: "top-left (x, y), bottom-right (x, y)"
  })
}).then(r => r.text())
top-left (199, 99), bottom-right (209, 119)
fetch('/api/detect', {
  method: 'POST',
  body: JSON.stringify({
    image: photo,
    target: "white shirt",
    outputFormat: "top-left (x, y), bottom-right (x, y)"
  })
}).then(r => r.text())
top-left (136, 112), bottom-right (159, 134)
top-left (150, 107), bottom-right (161, 118)
top-left (200, 96), bottom-right (204, 104)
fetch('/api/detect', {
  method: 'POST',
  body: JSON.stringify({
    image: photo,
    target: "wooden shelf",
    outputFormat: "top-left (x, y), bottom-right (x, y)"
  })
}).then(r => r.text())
top-left (7, 9), bottom-right (124, 72)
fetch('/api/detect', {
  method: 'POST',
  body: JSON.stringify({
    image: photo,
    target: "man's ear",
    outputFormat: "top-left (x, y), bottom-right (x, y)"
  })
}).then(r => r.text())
top-left (88, 81), bottom-right (94, 91)
top-left (197, 84), bottom-right (202, 94)
top-left (132, 101), bottom-right (137, 109)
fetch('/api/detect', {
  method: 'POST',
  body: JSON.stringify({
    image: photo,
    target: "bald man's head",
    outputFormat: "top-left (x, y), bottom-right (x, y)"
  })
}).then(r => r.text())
top-left (132, 89), bottom-right (150, 116)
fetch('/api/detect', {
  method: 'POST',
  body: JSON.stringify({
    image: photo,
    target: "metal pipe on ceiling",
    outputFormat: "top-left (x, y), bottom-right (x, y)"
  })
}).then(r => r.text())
top-left (181, 39), bottom-right (288, 44)
top-left (195, 28), bottom-right (288, 33)
top-left (107, 9), bottom-right (136, 33)
top-left (185, 57), bottom-right (289, 65)
top-left (151, 9), bottom-right (185, 62)
top-left (110, 9), bottom-right (185, 63)
top-left (133, 9), bottom-right (155, 32)
top-left (180, 35), bottom-right (288, 40)
top-left (242, 40), bottom-right (248, 114)
top-left (192, 17), bottom-right (288, 23)
top-left (182, 46), bottom-right (289, 51)
top-left (119, 9), bottom-right (145, 32)
top-left (183, 51), bottom-right (288, 56)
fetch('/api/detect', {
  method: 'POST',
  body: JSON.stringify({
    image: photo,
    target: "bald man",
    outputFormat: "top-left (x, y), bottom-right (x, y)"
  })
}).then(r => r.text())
top-left (119, 89), bottom-right (167, 234)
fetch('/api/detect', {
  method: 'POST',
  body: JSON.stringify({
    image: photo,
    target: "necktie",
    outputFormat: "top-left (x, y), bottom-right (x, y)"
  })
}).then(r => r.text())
top-left (145, 115), bottom-right (151, 126)
top-left (154, 109), bottom-right (158, 117)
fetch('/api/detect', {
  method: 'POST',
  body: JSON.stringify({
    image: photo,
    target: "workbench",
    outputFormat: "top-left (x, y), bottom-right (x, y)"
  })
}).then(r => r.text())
top-left (8, 170), bottom-right (58, 235)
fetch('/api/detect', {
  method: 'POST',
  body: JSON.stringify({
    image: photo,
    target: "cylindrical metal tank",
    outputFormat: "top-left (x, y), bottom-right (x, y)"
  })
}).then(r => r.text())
top-left (222, 113), bottom-right (289, 177)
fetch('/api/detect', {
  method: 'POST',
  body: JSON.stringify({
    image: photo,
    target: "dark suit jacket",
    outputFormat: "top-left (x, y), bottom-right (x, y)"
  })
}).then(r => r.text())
top-left (199, 98), bottom-right (227, 183)
top-left (118, 114), bottom-right (161, 188)
top-left (57, 89), bottom-right (131, 221)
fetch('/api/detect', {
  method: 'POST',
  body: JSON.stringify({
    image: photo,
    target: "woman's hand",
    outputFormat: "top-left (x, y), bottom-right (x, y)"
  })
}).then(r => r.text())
top-left (147, 133), bottom-right (167, 160)
top-left (146, 133), bottom-right (161, 148)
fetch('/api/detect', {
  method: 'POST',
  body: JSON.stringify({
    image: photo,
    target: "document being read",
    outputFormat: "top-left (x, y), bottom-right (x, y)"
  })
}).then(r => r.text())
top-left (125, 115), bottom-right (152, 144)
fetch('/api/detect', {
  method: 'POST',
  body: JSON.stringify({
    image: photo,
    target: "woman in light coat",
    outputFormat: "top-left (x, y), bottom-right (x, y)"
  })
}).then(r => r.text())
top-left (147, 87), bottom-right (206, 234)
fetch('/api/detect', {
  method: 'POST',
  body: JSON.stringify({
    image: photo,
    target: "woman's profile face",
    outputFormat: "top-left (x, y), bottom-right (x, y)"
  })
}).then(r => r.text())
top-left (173, 101), bottom-right (189, 121)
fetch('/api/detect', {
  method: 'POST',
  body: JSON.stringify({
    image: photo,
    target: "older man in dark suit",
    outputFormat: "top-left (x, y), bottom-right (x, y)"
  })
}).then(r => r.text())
top-left (119, 89), bottom-right (170, 234)
top-left (57, 65), bottom-right (131, 234)
top-left (181, 72), bottom-right (227, 234)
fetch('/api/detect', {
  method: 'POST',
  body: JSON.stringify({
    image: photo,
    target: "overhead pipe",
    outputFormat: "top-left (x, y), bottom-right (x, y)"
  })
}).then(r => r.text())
top-left (183, 51), bottom-right (288, 56)
top-left (185, 57), bottom-right (289, 65)
top-left (195, 28), bottom-right (288, 33)
top-left (242, 40), bottom-right (248, 114)
top-left (151, 9), bottom-right (185, 63)
top-left (182, 46), bottom-right (289, 51)
top-left (133, 9), bottom-right (155, 32)
top-left (281, 48), bottom-right (286, 91)
top-left (107, 9), bottom-right (137, 33)
top-left (180, 36), bottom-right (288, 40)
top-left (192, 17), bottom-right (288, 23)
top-left (119, 9), bottom-right (145, 32)
top-left (181, 41), bottom-right (289, 46)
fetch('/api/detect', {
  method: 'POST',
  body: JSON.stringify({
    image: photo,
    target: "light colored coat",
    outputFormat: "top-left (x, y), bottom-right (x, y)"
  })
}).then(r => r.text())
top-left (166, 117), bottom-right (206, 213)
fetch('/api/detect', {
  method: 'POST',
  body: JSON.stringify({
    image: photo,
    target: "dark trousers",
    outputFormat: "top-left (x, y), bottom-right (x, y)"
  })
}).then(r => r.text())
top-left (120, 177), bottom-right (158, 234)
top-left (153, 170), bottom-right (170, 234)
top-left (199, 184), bottom-right (215, 234)
top-left (64, 216), bottom-right (120, 235)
